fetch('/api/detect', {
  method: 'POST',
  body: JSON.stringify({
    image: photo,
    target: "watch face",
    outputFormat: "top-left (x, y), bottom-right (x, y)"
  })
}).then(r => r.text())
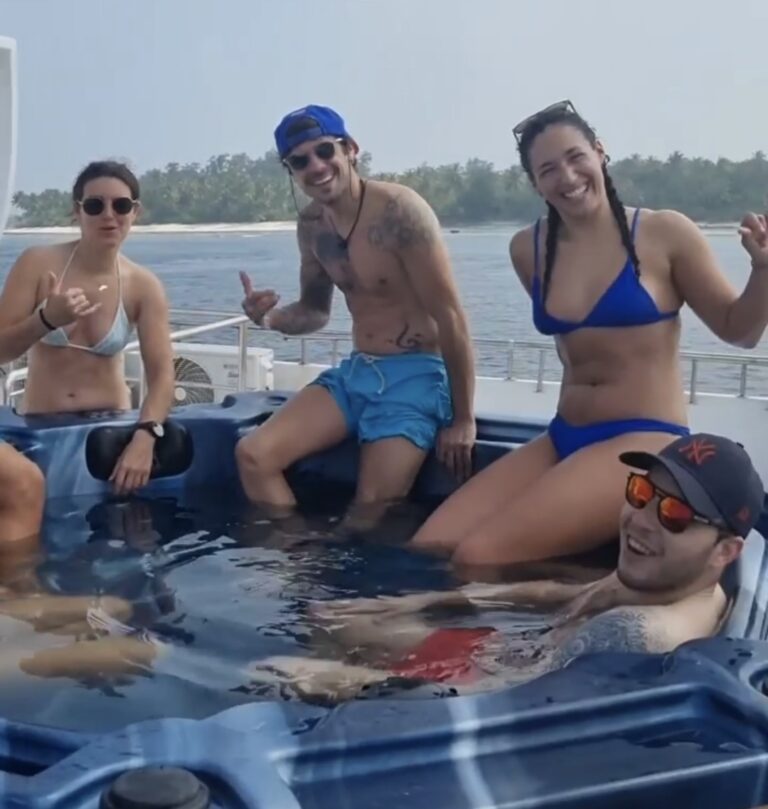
top-left (153, 423), bottom-right (165, 438)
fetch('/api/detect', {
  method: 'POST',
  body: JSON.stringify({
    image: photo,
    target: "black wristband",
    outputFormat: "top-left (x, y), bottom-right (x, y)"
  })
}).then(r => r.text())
top-left (38, 306), bottom-right (55, 331)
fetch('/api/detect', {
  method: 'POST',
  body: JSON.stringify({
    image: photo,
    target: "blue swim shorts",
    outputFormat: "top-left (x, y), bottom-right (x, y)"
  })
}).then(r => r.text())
top-left (311, 351), bottom-right (453, 451)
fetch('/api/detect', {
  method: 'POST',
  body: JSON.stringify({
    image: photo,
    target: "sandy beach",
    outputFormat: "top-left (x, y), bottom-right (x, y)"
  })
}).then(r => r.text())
top-left (3, 220), bottom-right (298, 236)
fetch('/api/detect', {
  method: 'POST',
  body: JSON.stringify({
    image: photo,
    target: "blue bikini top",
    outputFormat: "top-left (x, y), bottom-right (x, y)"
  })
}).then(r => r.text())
top-left (531, 208), bottom-right (679, 336)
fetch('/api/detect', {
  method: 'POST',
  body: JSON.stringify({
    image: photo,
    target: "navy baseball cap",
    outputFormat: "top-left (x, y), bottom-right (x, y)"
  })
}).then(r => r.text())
top-left (620, 433), bottom-right (765, 539)
top-left (274, 105), bottom-right (350, 159)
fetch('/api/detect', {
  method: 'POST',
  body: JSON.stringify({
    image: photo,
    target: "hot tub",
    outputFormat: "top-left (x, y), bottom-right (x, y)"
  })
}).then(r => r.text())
top-left (0, 392), bottom-right (767, 809)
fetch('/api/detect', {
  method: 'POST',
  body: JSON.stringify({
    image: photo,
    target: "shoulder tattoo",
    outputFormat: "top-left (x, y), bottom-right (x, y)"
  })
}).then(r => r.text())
top-left (551, 608), bottom-right (652, 668)
top-left (367, 194), bottom-right (437, 251)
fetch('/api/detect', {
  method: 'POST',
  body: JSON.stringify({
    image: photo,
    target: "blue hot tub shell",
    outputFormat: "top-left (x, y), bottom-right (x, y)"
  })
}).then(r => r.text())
top-left (0, 392), bottom-right (767, 809)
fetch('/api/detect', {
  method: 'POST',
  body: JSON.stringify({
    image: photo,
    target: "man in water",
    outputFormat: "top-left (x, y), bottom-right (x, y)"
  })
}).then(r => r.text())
top-left (235, 105), bottom-right (476, 525)
top-left (239, 432), bottom-right (765, 698)
top-left (12, 433), bottom-right (764, 702)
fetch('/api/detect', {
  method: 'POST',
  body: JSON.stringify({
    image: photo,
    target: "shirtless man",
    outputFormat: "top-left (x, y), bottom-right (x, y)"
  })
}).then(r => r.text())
top-left (239, 432), bottom-right (765, 699)
top-left (13, 433), bottom-right (763, 701)
top-left (0, 161), bottom-right (174, 496)
top-left (236, 105), bottom-right (476, 521)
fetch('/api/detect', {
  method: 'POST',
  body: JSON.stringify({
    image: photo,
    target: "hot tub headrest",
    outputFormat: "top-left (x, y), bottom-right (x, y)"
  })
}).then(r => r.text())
top-left (85, 420), bottom-right (193, 481)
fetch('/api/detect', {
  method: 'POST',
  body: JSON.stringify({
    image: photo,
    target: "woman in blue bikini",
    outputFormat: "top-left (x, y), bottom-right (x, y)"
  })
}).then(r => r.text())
top-left (0, 161), bottom-right (174, 496)
top-left (412, 101), bottom-right (768, 568)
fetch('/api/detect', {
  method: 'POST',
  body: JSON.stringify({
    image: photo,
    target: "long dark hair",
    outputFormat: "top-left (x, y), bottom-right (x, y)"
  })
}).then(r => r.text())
top-left (517, 108), bottom-right (638, 303)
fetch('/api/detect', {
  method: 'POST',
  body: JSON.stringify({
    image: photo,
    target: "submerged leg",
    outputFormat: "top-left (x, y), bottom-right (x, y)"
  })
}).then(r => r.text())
top-left (452, 431), bottom-right (681, 573)
top-left (341, 437), bottom-right (428, 534)
top-left (19, 635), bottom-right (159, 679)
top-left (235, 386), bottom-right (349, 513)
top-left (245, 655), bottom-right (390, 700)
top-left (0, 444), bottom-right (44, 545)
top-left (0, 594), bottom-right (133, 634)
top-left (410, 434), bottom-right (558, 555)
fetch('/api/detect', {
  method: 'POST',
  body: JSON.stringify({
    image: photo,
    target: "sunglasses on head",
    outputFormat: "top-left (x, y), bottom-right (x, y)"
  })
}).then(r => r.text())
top-left (625, 472), bottom-right (721, 534)
top-left (78, 197), bottom-right (137, 216)
top-left (512, 99), bottom-right (578, 143)
top-left (283, 139), bottom-right (344, 172)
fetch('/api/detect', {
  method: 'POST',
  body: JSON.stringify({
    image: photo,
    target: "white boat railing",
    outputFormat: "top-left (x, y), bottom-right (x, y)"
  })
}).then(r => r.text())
top-left (2, 312), bottom-right (252, 405)
top-left (283, 329), bottom-right (768, 404)
top-left (3, 308), bottom-right (768, 406)
top-left (129, 314), bottom-right (251, 403)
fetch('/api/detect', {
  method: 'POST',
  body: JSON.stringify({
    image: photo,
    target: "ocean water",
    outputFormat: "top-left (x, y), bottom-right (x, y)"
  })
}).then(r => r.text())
top-left (1, 225), bottom-right (766, 392)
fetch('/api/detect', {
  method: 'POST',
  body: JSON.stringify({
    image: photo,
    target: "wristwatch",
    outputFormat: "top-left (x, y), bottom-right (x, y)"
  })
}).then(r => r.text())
top-left (134, 421), bottom-right (165, 439)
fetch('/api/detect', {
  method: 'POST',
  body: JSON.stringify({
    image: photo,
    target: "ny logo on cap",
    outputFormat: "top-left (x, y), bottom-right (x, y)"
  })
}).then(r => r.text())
top-left (678, 437), bottom-right (717, 465)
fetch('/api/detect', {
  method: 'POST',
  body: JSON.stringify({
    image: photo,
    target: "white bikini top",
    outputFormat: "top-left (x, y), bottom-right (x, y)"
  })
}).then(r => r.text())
top-left (39, 244), bottom-right (133, 356)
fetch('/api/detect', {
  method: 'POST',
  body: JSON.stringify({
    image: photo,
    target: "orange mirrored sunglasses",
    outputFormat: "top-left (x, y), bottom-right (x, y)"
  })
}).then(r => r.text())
top-left (625, 472), bottom-right (719, 534)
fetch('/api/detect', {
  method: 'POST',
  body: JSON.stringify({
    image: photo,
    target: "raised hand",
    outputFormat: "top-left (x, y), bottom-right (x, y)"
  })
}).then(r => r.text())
top-left (41, 271), bottom-right (102, 328)
top-left (738, 212), bottom-right (768, 268)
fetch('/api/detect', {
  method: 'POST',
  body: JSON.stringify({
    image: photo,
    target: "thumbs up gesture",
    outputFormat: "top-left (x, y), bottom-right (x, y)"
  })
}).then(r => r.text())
top-left (239, 271), bottom-right (280, 326)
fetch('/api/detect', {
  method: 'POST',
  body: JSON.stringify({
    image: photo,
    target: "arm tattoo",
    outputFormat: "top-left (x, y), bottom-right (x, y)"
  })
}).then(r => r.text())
top-left (315, 231), bottom-right (348, 263)
top-left (296, 208), bottom-right (321, 246)
top-left (368, 195), bottom-right (437, 251)
top-left (550, 609), bottom-right (651, 669)
top-left (271, 297), bottom-right (329, 335)
top-left (271, 213), bottom-right (333, 334)
top-left (301, 274), bottom-right (334, 312)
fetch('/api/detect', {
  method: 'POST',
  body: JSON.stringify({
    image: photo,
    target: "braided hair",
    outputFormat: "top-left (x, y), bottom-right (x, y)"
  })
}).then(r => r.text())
top-left (517, 108), bottom-right (639, 303)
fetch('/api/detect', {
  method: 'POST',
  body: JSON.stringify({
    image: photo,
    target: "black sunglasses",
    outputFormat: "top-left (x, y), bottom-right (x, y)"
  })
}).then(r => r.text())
top-left (78, 196), bottom-right (137, 216)
top-left (512, 99), bottom-right (578, 143)
top-left (283, 139), bottom-right (344, 172)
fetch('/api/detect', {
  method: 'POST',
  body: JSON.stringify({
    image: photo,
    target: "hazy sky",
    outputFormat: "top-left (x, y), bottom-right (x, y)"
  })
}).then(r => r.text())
top-left (1, 0), bottom-right (766, 192)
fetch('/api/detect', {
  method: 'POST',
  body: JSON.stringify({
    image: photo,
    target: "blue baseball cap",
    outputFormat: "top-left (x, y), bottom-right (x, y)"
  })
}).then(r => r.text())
top-left (274, 104), bottom-right (351, 159)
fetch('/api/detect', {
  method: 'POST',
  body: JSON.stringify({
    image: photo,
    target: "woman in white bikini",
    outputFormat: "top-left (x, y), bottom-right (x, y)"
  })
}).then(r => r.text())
top-left (0, 161), bottom-right (174, 496)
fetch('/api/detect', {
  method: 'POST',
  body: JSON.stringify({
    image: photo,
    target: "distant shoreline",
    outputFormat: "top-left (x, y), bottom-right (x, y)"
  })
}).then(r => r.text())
top-left (3, 221), bottom-right (298, 236)
top-left (2, 219), bottom-right (741, 236)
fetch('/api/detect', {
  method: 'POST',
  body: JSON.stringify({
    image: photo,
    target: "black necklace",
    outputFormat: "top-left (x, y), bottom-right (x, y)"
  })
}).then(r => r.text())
top-left (333, 179), bottom-right (367, 250)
